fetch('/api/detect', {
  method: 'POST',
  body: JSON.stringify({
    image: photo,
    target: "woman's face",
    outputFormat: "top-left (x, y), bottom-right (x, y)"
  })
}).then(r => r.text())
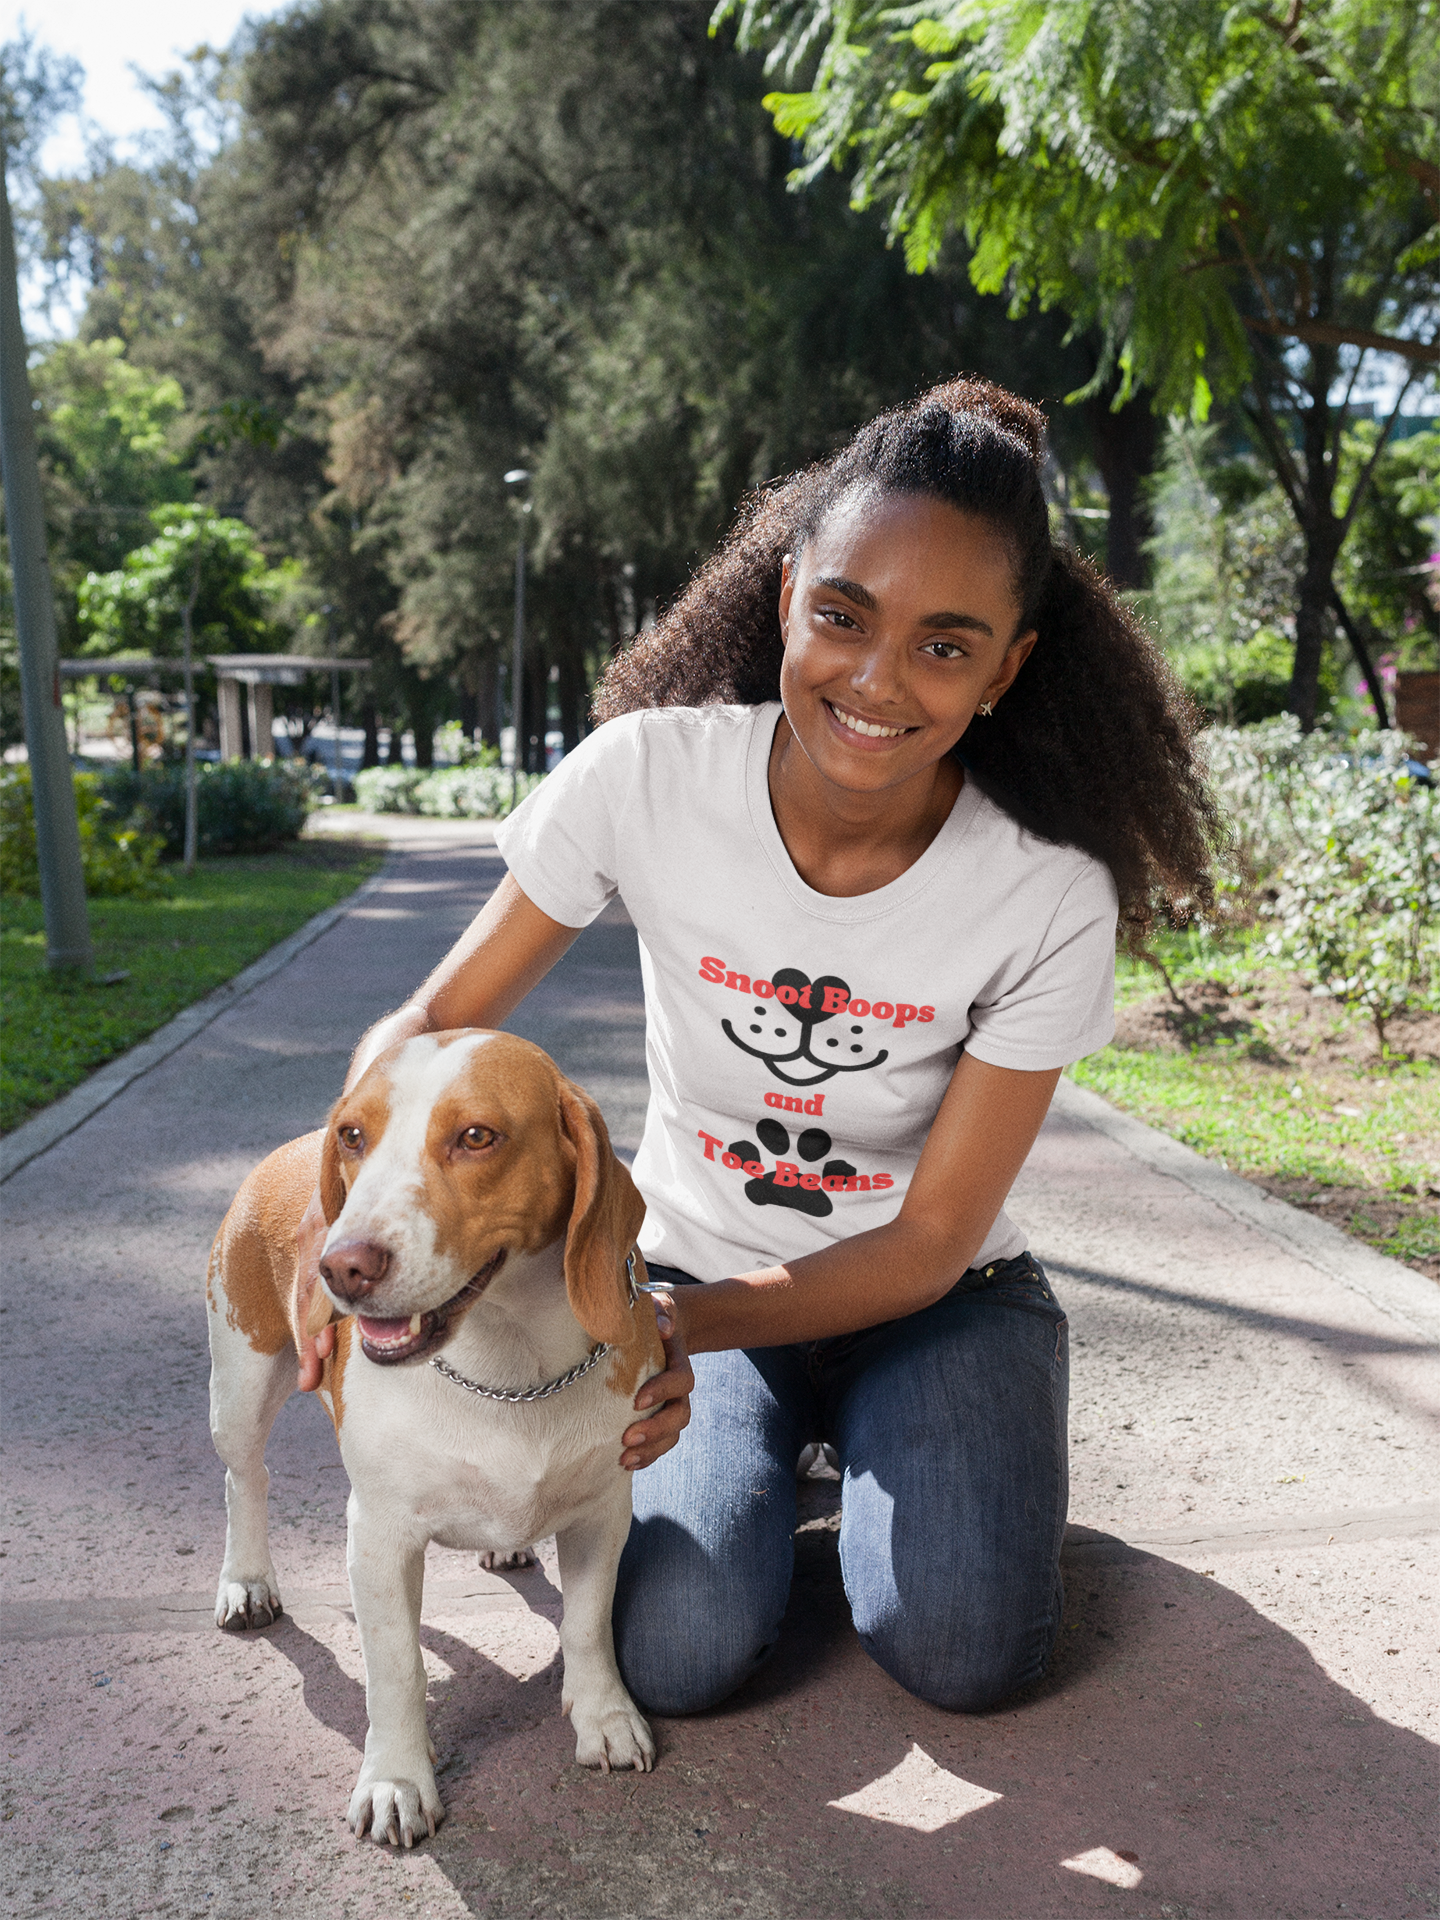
top-left (777, 487), bottom-right (1036, 798)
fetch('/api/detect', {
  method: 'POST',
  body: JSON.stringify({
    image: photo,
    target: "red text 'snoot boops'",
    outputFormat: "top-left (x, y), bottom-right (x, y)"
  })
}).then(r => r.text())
top-left (698, 958), bottom-right (934, 1029)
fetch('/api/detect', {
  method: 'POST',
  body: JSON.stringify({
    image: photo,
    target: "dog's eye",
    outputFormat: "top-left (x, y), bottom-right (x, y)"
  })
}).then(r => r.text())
top-left (458, 1125), bottom-right (498, 1152)
top-left (338, 1126), bottom-right (364, 1153)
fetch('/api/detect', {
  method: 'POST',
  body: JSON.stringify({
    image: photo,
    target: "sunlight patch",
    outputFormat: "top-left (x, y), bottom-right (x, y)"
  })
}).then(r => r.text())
top-left (1061, 1846), bottom-right (1143, 1889)
top-left (827, 1743), bottom-right (1001, 1833)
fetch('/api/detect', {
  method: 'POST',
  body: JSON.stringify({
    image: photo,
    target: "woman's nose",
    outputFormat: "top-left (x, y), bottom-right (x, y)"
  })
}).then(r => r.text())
top-left (850, 638), bottom-right (905, 706)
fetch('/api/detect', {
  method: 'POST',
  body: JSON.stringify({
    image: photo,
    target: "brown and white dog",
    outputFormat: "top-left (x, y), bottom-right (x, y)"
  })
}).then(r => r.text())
top-left (205, 1030), bottom-right (662, 1846)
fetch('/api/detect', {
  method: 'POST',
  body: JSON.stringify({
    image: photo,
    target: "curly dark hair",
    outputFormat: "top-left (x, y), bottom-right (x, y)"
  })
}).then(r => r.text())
top-left (594, 376), bottom-right (1219, 940)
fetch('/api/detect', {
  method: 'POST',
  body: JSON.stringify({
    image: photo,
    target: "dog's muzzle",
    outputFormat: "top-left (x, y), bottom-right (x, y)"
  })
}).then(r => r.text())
top-left (354, 1250), bottom-right (507, 1365)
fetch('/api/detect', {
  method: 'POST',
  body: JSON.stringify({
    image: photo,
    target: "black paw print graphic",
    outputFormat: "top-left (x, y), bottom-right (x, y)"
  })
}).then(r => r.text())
top-left (727, 1118), bottom-right (857, 1217)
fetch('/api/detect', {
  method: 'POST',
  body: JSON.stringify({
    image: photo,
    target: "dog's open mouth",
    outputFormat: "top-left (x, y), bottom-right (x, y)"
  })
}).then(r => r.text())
top-left (356, 1250), bottom-right (507, 1365)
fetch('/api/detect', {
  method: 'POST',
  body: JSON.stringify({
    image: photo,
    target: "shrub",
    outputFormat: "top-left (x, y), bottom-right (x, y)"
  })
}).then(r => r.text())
top-left (97, 760), bottom-right (312, 858)
top-left (1205, 721), bottom-right (1439, 1048)
top-left (354, 764), bottom-right (542, 818)
top-left (0, 765), bottom-right (167, 898)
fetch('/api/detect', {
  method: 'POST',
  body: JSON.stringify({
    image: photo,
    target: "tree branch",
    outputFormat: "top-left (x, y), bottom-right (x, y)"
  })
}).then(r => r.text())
top-left (1329, 587), bottom-right (1390, 727)
top-left (1243, 381), bottom-right (1306, 517)
top-left (1336, 367), bottom-right (1419, 544)
top-left (1243, 313), bottom-right (1438, 363)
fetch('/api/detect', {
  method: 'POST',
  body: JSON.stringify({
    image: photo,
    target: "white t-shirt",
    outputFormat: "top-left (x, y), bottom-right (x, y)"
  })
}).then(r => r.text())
top-left (496, 704), bottom-right (1117, 1281)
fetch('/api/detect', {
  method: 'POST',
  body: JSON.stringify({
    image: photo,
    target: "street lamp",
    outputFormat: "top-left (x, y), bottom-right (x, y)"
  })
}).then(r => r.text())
top-left (503, 468), bottom-right (532, 811)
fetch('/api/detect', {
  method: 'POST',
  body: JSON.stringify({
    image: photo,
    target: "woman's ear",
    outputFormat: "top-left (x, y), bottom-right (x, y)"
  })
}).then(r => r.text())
top-left (557, 1080), bottom-right (646, 1348)
top-left (984, 627), bottom-right (1038, 710)
top-left (779, 553), bottom-right (795, 643)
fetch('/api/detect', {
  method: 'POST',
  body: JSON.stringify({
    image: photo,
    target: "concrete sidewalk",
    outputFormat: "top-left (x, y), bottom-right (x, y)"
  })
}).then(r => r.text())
top-left (1, 821), bottom-right (1434, 1920)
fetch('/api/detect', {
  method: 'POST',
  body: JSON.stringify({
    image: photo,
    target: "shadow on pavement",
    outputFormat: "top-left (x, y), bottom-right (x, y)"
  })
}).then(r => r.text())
top-left (238, 1487), bottom-right (1435, 1918)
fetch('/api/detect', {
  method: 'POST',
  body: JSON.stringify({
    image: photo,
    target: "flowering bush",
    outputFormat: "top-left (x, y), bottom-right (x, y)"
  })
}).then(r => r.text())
top-left (1205, 720), bottom-right (1439, 1048)
top-left (354, 764), bottom-right (542, 818)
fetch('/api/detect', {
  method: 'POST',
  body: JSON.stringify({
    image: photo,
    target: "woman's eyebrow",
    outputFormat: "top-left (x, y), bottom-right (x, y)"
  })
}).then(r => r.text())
top-left (811, 574), bottom-right (994, 638)
top-left (923, 609), bottom-right (994, 637)
top-left (812, 574), bottom-right (878, 611)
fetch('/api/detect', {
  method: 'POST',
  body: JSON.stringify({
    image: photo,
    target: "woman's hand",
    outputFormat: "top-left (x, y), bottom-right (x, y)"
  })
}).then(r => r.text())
top-left (620, 1290), bottom-right (694, 1471)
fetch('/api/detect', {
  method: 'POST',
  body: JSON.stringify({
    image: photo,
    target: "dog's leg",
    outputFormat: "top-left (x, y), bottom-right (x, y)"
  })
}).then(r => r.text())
top-left (208, 1293), bottom-right (296, 1630)
top-left (554, 1480), bottom-right (655, 1772)
top-left (345, 1505), bottom-right (444, 1846)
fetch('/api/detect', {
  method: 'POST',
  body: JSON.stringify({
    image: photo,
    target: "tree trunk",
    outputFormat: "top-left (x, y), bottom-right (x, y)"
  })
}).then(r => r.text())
top-left (360, 700), bottom-right (381, 768)
top-left (1084, 385), bottom-right (1159, 589)
top-left (383, 719), bottom-right (406, 764)
top-left (476, 653), bottom-right (499, 750)
top-left (1289, 544), bottom-right (1339, 732)
top-left (555, 628), bottom-right (586, 752)
top-left (410, 682), bottom-right (436, 768)
top-left (1286, 339), bottom-right (1343, 733)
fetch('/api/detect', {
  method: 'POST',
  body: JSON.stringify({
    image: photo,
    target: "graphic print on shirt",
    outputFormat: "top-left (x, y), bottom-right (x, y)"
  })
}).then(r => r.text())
top-left (726, 1120), bottom-right (855, 1218)
top-left (696, 1118), bottom-right (895, 1218)
top-left (700, 962), bottom-right (914, 1087)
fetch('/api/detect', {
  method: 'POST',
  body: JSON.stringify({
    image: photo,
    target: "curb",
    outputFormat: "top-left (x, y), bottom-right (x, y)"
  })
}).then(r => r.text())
top-left (1051, 1076), bottom-right (1440, 1344)
top-left (0, 862), bottom-right (392, 1186)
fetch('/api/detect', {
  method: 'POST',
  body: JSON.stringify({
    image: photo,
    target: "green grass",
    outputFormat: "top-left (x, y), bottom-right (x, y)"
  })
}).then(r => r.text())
top-left (0, 839), bottom-right (383, 1133)
top-left (1070, 1043), bottom-right (1437, 1197)
top-left (1070, 927), bottom-right (1439, 1273)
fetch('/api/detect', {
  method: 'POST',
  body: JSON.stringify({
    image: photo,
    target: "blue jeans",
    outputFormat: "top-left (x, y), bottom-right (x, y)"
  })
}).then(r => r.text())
top-left (613, 1253), bottom-right (1069, 1715)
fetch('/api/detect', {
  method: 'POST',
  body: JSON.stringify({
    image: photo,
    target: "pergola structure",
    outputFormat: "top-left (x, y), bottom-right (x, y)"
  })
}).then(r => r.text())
top-left (206, 656), bottom-right (370, 762)
top-left (60, 655), bottom-right (371, 768)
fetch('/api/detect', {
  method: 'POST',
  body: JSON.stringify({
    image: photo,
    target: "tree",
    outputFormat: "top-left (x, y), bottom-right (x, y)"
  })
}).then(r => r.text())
top-left (719, 0), bottom-right (1439, 728)
top-left (78, 503), bottom-right (285, 659)
top-left (30, 337), bottom-right (192, 650)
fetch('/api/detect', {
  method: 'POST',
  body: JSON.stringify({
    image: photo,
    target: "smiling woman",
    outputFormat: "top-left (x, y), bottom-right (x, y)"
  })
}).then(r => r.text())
top-left (300, 376), bottom-right (1221, 1728)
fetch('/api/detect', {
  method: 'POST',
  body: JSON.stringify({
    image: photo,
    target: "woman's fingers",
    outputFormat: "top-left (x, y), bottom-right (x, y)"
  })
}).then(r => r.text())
top-left (297, 1321), bottom-right (336, 1393)
top-left (621, 1290), bottom-right (694, 1469)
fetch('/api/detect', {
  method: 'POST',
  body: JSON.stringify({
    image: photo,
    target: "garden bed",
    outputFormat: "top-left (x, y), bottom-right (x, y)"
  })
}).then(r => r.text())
top-left (1072, 946), bottom-right (1439, 1281)
top-left (0, 839), bottom-right (383, 1134)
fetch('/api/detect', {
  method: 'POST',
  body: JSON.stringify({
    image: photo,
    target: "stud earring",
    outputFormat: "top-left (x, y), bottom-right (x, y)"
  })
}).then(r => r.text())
top-left (979, 701), bottom-right (994, 718)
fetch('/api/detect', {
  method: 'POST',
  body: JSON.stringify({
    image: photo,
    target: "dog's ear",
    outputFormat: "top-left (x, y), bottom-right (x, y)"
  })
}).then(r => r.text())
top-left (317, 1114), bottom-right (347, 1227)
top-left (557, 1080), bottom-right (645, 1348)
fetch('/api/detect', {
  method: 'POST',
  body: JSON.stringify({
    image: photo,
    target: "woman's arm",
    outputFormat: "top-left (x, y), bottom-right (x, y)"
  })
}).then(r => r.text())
top-left (648, 1053), bottom-right (1062, 1361)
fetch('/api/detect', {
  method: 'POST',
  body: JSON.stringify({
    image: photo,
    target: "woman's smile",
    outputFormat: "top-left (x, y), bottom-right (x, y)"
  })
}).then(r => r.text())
top-left (822, 698), bottom-right (919, 745)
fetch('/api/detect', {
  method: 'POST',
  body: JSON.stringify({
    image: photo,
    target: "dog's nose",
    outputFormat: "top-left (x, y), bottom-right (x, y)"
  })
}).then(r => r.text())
top-left (320, 1239), bottom-right (391, 1303)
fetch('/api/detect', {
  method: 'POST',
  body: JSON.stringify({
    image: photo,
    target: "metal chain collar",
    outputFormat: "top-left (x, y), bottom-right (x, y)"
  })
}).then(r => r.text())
top-left (428, 1253), bottom-right (641, 1405)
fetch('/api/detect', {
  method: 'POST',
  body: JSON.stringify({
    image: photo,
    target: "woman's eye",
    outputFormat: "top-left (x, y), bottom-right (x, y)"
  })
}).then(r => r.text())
top-left (459, 1125), bottom-right (497, 1152)
top-left (924, 640), bottom-right (965, 661)
top-left (338, 1126), bottom-right (364, 1153)
top-left (818, 607), bottom-right (860, 630)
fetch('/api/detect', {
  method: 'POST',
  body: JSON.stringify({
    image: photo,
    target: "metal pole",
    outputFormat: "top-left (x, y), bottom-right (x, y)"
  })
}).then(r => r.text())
top-left (331, 665), bottom-right (343, 780)
top-left (0, 168), bottom-right (91, 969)
top-left (511, 523), bottom-right (525, 811)
top-left (180, 534), bottom-right (202, 872)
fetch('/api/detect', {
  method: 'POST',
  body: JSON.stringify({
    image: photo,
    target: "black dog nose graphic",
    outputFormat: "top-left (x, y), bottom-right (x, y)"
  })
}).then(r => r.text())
top-left (320, 1239), bottom-right (392, 1302)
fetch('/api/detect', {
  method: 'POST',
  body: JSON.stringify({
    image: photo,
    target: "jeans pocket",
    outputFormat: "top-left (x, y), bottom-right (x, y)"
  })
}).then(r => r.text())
top-left (968, 1254), bottom-right (1066, 1325)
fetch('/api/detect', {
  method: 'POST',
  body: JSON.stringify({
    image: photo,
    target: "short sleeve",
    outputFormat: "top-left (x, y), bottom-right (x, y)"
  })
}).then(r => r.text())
top-left (963, 859), bottom-right (1118, 1071)
top-left (493, 715), bottom-right (641, 927)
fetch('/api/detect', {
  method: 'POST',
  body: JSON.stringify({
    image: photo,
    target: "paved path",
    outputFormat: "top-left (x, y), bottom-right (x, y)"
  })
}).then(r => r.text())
top-left (2, 822), bottom-right (1435, 1920)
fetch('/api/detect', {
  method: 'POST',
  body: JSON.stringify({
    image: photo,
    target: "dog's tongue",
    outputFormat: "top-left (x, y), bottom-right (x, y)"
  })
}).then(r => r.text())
top-left (358, 1312), bottom-right (422, 1348)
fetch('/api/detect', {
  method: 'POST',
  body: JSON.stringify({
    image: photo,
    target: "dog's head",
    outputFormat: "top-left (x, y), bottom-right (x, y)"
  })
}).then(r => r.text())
top-left (318, 1030), bottom-right (644, 1364)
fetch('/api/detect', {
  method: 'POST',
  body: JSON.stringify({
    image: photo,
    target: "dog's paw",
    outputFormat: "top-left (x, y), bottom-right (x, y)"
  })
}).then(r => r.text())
top-left (477, 1547), bottom-right (536, 1571)
top-left (214, 1572), bottom-right (283, 1631)
top-left (347, 1768), bottom-right (444, 1848)
top-left (569, 1696), bottom-right (656, 1774)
